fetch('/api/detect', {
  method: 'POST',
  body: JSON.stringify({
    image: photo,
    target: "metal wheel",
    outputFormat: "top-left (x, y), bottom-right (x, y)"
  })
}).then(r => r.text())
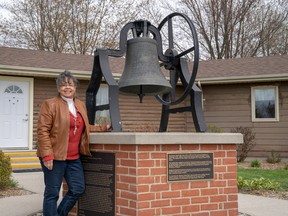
top-left (156, 12), bottom-right (199, 106)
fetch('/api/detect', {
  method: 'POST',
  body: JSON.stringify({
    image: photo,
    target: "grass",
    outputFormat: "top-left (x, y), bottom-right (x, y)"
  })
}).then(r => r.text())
top-left (237, 167), bottom-right (288, 190)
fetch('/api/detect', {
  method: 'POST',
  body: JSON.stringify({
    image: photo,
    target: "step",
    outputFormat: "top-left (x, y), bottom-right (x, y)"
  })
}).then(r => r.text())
top-left (11, 163), bottom-right (41, 170)
top-left (3, 150), bottom-right (41, 171)
top-left (4, 151), bottom-right (37, 157)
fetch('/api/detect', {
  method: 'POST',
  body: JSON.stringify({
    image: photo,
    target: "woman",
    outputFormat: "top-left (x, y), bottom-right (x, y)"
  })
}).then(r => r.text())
top-left (37, 71), bottom-right (108, 216)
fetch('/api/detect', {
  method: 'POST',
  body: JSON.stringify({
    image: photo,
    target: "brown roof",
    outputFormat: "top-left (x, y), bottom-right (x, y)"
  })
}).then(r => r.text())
top-left (0, 46), bottom-right (287, 83)
top-left (197, 55), bottom-right (288, 79)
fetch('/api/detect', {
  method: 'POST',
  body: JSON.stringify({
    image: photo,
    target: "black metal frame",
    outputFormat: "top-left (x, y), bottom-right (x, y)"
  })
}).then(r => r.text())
top-left (86, 12), bottom-right (207, 132)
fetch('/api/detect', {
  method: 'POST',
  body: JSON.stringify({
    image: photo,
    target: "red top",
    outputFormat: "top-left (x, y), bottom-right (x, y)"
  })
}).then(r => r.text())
top-left (42, 111), bottom-right (85, 161)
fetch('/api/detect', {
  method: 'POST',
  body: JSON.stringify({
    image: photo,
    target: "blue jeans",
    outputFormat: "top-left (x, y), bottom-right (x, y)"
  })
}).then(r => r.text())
top-left (40, 159), bottom-right (85, 216)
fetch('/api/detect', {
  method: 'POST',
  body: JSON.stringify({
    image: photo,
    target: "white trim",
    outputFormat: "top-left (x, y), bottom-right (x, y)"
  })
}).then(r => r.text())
top-left (251, 85), bottom-right (279, 122)
top-left (0, 64), bottom-right (122, 80)
top-left (0, 76), bottom-right (34, 149)
top-left (196, 74), bottom-right (288, 84)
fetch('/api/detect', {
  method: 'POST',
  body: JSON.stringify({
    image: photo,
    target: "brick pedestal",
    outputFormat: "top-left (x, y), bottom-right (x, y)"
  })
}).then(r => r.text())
top-left (66, 132), bottom-right (242, 216)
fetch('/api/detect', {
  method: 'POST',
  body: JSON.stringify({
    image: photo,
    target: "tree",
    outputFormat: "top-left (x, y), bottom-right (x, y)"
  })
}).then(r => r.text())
top-left (0, 0), bottom-right (143, 54)
top-left (150, 0), bottom-right (288, 60)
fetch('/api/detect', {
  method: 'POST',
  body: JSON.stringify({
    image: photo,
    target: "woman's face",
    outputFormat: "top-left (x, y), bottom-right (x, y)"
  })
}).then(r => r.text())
top-left (58, 77), bottom-right (76, 98)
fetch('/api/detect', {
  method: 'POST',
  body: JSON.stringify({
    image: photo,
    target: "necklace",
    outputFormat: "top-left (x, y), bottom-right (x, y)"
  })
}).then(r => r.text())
top-left (73, 113), bottom-right (78, 135)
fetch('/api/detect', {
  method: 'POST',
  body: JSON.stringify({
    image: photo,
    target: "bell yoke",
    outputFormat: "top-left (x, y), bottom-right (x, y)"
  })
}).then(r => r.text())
top-left (86, 12), bottom-right (207, 133)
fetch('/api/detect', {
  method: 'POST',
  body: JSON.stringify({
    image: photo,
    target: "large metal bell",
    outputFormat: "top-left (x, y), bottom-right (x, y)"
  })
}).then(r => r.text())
top-left (118, 37), bottom-right (172, 97)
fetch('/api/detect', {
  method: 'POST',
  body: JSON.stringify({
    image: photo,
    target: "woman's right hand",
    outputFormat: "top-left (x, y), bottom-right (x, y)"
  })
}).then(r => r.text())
top-left (44, 160), bottom-right (53, 170)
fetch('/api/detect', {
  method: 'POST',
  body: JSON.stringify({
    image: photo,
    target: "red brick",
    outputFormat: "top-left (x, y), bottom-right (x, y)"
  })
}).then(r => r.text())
top-left (138, 176), bottom-right (155, 184)
top-left (227, 165), bottom-right (237, 172)
top-left (192, 196), bottom-right (209, 204)
top-left (129, 184), bottom-right (137, 192)
top-left (116, 197), bottom-right (128, 206)
top-left (137, 185), bottom-right (149, 193)
top-left (223, 158), bottom-right (237, 165)
top-left (224, 187), bottom-right (238, 194)
top-left (210, 195), bottom-right (227, 202)
top-left (228, 209), bottom-right (239, 216)
top-left (129, 200), bottom-right (136, 209)
top-left (161, 206), bottom-right (181, 215)
top-left (151, 152), bottom-right (166, 159)
top-left (150, 184), bottom-right (169, 192)
top-left (182, 189), bottom-right (200, 197)
top-left (151, 199), bottom-right (170, 207)
top-left (120, 175), bottom-right (136, 184)
top-left (227, 151), bottom-right (237, 157)
top-left (201, 188), bottom-right (218, 196)
top-left (162, 144), bottom-right (180, 151)
top-left (182, 144), bottom-right (200, 150)
top-left (162, 191), bottom-right (181, 198)
top-left (224, 201), bottom-right (238, 209)
top-left (210, 210), bottom-right (228, 216)
top-left (171, 198), bottom-right (190, 206)
top-left (182, 204), bottom-right (200, 213)
top-left (129, 167), bottom-right (136, 175)
top-left (117, 167), bottom-right (128, 175)
top-left (228, 179), bottom-right (238, 187)
top-left (228, 194), bottom-right (238, 201)
top-left (138, 168), bottom-right (149, 175)
top-left (210, 180), bottom-right (226, 187)
top-left (201, 203), bottom-right (218, 210)
top-left (116, 151), bottom-right (129, 158)
top-left (138, 145), bottom-right (155, 151)
top-left (121, 159), bottom-right (136, 167)
top-left (200, 144), bottom-right (217, 150)
top-left (138, 201), bottom-right (150, 208)
top-left (138, 160), bottom-right (154, 167)
top-left (171, 182), bottom-right (189, 190)
top-left (138, 192), bottom-right (155, 201)
top-left (151, 167), bottom-right (166, 175)
top-left (138, 209), bottom-right (155, 216)
top-left (214, 151), bottom-right (225, 158)
top-left (223, 144), bottom-right (236, 150)
top-left (191, 181), bottom-right (208, 188)
top-left (119, 207), bottom-right (136, 215)
top-left (214, 165), bottom-right (227, 172)
top-left (138, 152), bottom-right (150, 159)
top-left (116, 182), bottom-right (129, 190)
top-left (104, 144), bottom-right (119, 150)
top-left (121, 191), bottom-right (137, 200)
top-left (120, 145), bottom-right (136, 151)
top-left (224, 172), bottom-right (237, 179)
top-left (129, 152), bottom-right (136, 159)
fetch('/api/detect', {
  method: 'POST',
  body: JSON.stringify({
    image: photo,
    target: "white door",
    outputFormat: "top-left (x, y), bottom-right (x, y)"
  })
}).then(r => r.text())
top-left (0, 80), bottom-right (29, 148)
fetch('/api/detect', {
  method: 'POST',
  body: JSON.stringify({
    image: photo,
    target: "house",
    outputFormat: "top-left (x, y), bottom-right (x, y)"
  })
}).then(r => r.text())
top-left (0, 46), bottom-right (287, 158)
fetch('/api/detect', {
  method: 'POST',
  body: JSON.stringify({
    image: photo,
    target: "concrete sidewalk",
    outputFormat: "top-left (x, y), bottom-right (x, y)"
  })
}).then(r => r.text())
top-left (0, 171), bottom-right (287, 216)
top-left (1, 172), bottom-right (44, 216)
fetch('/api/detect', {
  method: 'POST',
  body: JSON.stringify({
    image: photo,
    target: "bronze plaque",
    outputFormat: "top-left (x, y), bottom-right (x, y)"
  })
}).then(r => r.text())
top-left (78, 152), bottom-right (115, 216)
top-left (167, 153), bottom-right (214, 182)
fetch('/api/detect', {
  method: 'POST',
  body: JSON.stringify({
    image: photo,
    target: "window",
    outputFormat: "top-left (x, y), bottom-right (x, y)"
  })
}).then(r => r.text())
top-left (95, 85), bottom-right (111, 124)
top-left (4, 85), bottom-right (23, 93)
top-left (251, 86), bottom-right (279, 121)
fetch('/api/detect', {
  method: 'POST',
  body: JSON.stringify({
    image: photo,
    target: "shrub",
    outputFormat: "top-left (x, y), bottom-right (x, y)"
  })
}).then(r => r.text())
top-left (266, 151), bottom-right (281, 164)
top-left (237, 176), bottom-right (281, 191)
top-left (231, 127), bottom-right (256, 162)
top-left (0, 150), bottom-right (13, 189)
top-left (250, 160), bottom-right (261, 168)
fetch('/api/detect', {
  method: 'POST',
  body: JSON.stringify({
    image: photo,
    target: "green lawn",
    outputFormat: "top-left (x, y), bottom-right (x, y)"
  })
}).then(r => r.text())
top-left (237, 168), bottom-right (288, 190)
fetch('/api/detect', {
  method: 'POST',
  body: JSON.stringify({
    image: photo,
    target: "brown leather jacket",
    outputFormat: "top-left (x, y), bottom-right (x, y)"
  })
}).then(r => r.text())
top-left (36, 96), bottom-right (91, 160)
